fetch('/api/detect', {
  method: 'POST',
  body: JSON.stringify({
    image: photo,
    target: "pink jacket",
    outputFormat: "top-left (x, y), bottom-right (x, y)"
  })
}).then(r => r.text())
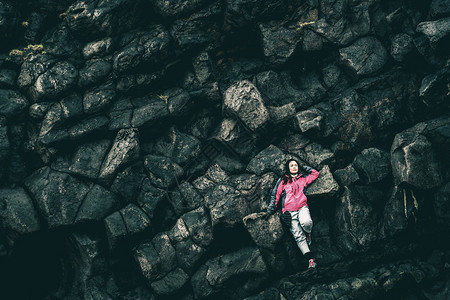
top-left (275, 169), bottom-right (319, 213)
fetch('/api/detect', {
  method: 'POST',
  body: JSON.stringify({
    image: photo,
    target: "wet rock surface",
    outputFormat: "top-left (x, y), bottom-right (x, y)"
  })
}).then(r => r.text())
top-left (0, 0), bottom-right (449, 299)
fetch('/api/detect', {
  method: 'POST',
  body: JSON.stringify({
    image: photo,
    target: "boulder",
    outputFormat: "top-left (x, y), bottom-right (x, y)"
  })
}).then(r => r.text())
top-left (165, 88), bottom-right (191, 117)
top-left (134, 233), bottom-right (177, 283)
top-left (99, 128), bottom-right (140, 182)
top-left (31, 61), bottom-right (78, 101)
top-left (0, 89), bottom-right (29, 120)
top-left (204, 184), bottom-right (251, 227)
top-left (82, 38), bottom-right (114, 59)
top-left (41, 24), bottom-right (81, 58)
top-left (391, 117), bottom-right (448, 189)
top-left (181, 206), bottom-right (213, 248)
top-left (0, 119), bottom-right (9, 164)
top-left (74, 184), bottom-right (120, 223)
top-left (150, 268), bottom-right (190, 296)
top-left (23, 167), bottom-right (91, 229)
top-left (151, 0), bottom-right (214, 18)
top-left (112, 26), bottom-right (171, 73)
top-left (267, 103), bottom-right (296, 124)
top-left (303, 143), bottom-right (335, 169)
top-left (223, 80), bottom-right (270, 132)
top-left (143, 155), bottom-right (184, 189)
top-left (143, 126), bottom-right (201, 166)
top-left (243, 212), bottom-right (284, 251)
top-left (168, 181), bottom-right (203, 216)
top-left (0, 2), bottom-right (19, 50)
top-left (433, 183), bottom-right (450, 227)
top-left (430, 0), bottom-right (450, 18)
top-left (78, 59), bottom-right (112, 88)
top-left (259, 23), bottom-right (300, 67)
top-left (305, 165), bottom-right (340, 198)
top-left (246, 145), bottom-right (287, 176)
top-left (0, 187), bottom-right (40, 244)
top-left (339, 36), bottom-right (388, 76)
top-left (136, 177), bottom-right (171, 223)
top-left (131, 100), bottom-right (169, 128)
top-left (390, 33), bottom-right (414, 62)
top-left (64, 0), bottom-right (138, 40)
top-left (334, 186), bottom-right (381, 254)
top-left (333, 164), bottom-right (360, 187)
top-left (111, 162), bottom-right (147, 201)
top-left (295, 108), bottom-right (323, 133)
top-left (416, 17), bottom-right (450, 47)
top-left (352, 148), bottom-right (391, 184)
top-left (170, 3), bottom-right (222, 54)
top-left (191, 247), bottom-right (267, 298)
top-left (52, 139), bottom-right (111, 179)
top-left (0, 68), bottom-right (17, 88)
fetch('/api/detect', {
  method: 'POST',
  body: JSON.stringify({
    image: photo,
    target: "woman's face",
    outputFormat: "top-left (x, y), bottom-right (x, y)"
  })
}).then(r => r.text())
top-left (288, 161), bottom-right (298, 174)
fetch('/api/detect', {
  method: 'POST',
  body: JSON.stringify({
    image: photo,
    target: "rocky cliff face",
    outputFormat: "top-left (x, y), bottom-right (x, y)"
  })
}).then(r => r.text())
top-left (0, 0), bottom-right (449, 299)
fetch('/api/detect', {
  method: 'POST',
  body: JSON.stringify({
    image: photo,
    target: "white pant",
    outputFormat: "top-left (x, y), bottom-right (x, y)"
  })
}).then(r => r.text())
top-left (289, 206), bottom-right (313, 254)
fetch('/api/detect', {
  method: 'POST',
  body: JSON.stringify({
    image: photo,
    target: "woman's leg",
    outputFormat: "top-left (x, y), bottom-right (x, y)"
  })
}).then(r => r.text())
top-left (298, 206), bottom-right (313, 234)
top-left (289, 211), bottom-right (310, 254)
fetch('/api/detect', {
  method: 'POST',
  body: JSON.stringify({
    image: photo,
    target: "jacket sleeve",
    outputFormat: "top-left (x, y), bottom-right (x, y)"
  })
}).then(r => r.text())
top-left (267, 178), bottom-right (282, 214)
top-left (305, 168), bottom-right (319, 186)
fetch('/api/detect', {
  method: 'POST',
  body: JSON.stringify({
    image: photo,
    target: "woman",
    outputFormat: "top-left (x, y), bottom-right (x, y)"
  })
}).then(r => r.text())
top-left (267, 159), bottom-right (319, 269)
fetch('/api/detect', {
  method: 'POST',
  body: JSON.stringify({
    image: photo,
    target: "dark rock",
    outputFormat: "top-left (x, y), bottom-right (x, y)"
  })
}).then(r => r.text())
top-left (23, 167), bottom-right (91, 229)
top-left (224, 0), bottom-right (287, 30)
top-left (28, 102), bottom-right (51, 119)
top-left (82, 38), bottom-right (114, 59)
top-left (131, 100), bottom-right (169, 128)
top-left (23, 12), bottom-right (44, 44)
top-left (104, 211), bottom-right (127, 251)
top-left (143, 155), bottom-right (184, 189)
top-left (302, 143), bottom-right (335, 169)
top-left (254, 71), bottom-right (296, 107)
top-left (111, 162), bottom-right (147, 202)
top-left (136, 178), bottom-right (171, 223)
top-left (191, 247), bottom-right (267, 298)
top-left (168, 181), bottom-right (203, 216)
top-left (64, 0), bottom-right (139, 40)
top-left (352, 148), bottom-right (391, 184)
top-left (17, 54), bottom-right (57, 90)
top-left (430, 0), bottom-right (450, 18)
top-left (419, 66), bottom-right (450, 107)
top-left (0, 118), bottom-right (9, 164)
top-left (259, 23), bottom-right (300, 67)
top-left (165, 88), bottom-right (191, 117)
top-left (294, 72), bottom-right (327, 109)
top-left (391, 117), bottom-right (448, 189)
top-left (170, 3), bottom-right (222, 55)
top-left (0, 89), bottom-right (28, 121)
top-left (143, 126), bottom-right (201, 166)
top-left (115, 70), bottom-right (165, 92)
top-left (30, 60), bottom-right (79, 101)
top-left (334, 186), bottom-right (380, 254)
top-left (67, 115), bottom-right (109, 140)
top-left (339, 36), bottom-right (388, 76)
top-left (151, 267), bottom-right (189, 296)
top-left (104, 204), bottom-right (150, 251)
top-left (205, 184), bottom-right (250, 228)
top-left (181, 206), bottom-right (213, 247)
top-left (434, 183), bottom-right (450, 227)
top-left (0, 187), bottom-right (40, 244)
top-left (98, 128), bottom-right (140, 182)
top-left (78, 58), bottom-right (112, 87)
top-left (295, 108), bottom-right (323, 133)
top-left (134, 233), bottom-right (177, 282)
top-left (380, 186), bottom-right (417, 239)
top-left (321, 64), bottom-right (349, 93)
top-left (267, 103), bottom-right (296, 124)
top-left (416, 17), bottom-right (450, 48)
top-left (151, 0), bottom-right (214, 18)
top-left (390, 33), bottom-right (414, 62)
top-left (74, 184), bottom-right (120, 223)
top-left (41, 24), bottom-right (81, 58)
top-left (112, 26), bottom-right (171, 73)
top-left (83, 86), bottom-right (116, 114)
top-left (0, 68), bottom-right (17, 88)
top-left (223, 80), bottom-right (270, 132)
top-left (51, 139), bottom-right (111, 179)
top-left (333, 164), bottom-right (360, 187)
top-left (0, 2), bottom-right (19, 50)
top-left (246, 145), bottom-right (287, 176)
top-left (243, 212), bottom-right (284, 251)
top-left (313, 1), bottom-right (371, 46)
top-left (305, 165), bottom-right (340, 198)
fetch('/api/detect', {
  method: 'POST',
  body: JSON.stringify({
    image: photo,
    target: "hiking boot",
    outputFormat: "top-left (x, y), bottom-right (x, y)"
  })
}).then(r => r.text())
top-left (308, 258), bottom-right (317, 269)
